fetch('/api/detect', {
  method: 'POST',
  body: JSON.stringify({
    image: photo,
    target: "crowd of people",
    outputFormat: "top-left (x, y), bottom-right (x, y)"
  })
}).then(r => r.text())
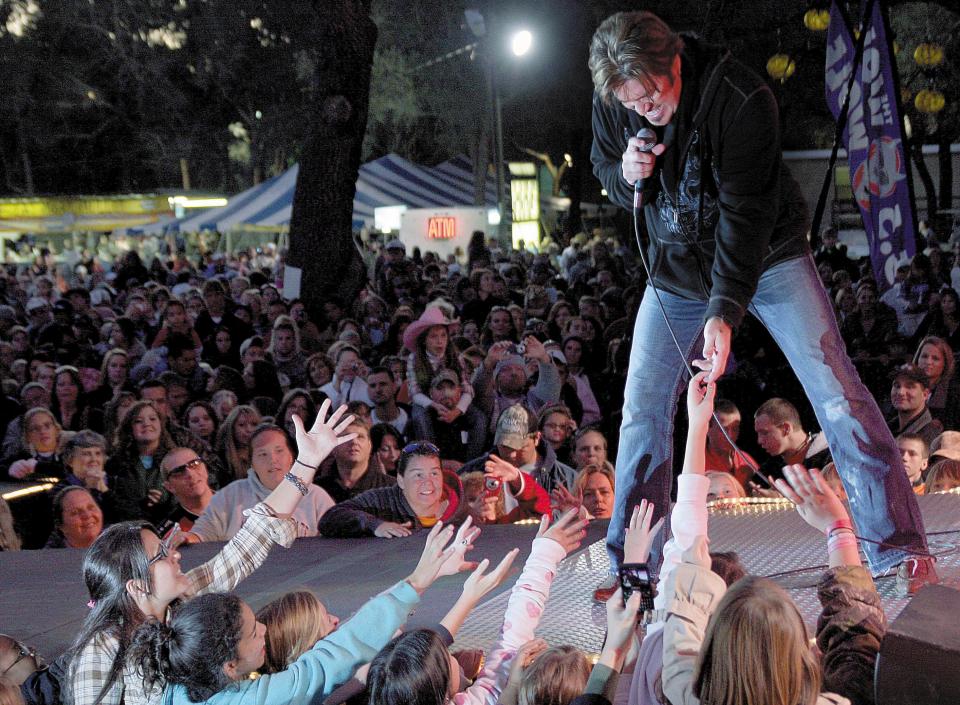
top-left (0, 221), bottom-right (956, 705)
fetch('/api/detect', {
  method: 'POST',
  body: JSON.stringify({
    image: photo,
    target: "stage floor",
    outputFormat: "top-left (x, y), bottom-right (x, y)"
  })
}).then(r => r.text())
top-left (454, 491), bottom-right (960, 654)
top-left (1, 493), bottom-right (958, 660)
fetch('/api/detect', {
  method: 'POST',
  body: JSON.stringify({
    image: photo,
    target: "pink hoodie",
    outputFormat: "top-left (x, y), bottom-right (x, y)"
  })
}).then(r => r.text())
top-left (453, 536), bottom-right (566, 705)
top-left (629, 474), bottom-right (710, 705)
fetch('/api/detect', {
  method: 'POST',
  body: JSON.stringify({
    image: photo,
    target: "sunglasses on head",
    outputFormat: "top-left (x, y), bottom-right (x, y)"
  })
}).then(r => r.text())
top-left (401, 441), bottom-right (440, 456)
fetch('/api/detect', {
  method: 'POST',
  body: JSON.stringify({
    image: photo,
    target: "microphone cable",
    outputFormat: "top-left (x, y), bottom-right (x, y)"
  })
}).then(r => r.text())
top-left (625, 147), bottom-right (769, 486)
top-left (625, 133), bottom-right (938, 561)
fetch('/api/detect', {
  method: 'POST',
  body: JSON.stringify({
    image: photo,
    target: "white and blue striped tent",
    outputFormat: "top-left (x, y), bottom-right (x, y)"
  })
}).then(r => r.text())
top-left (139, 153), bottom-right (502, 235)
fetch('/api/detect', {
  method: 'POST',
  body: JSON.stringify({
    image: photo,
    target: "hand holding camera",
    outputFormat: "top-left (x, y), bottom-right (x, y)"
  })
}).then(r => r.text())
top-left (483, 454), bottom-right (522, 488)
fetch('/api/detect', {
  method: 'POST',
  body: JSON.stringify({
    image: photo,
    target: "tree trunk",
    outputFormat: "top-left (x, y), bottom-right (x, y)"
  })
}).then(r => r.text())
top-left (16, 121), bottom-right (35, 195)
top-left (180, 158), bottom-right (191, 191)
top-left (938, 139), bottom-right (953, 210)
top-left (564, 128), bottom-right (585, 238)
top-left (20, 149), bottom-right (34, 196)
top-left (912, 143), bottom-right (937, 226)
top-left (286, 0), bottom-right (376, 320)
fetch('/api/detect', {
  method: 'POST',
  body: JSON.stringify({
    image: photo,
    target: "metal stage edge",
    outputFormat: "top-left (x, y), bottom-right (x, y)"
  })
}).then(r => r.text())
top-left (1, 492), bottom-right (958, 660)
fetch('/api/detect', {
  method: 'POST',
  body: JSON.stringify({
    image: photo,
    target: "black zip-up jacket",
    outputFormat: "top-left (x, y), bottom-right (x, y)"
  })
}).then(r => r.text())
top-left (318, 470), bottom-right (467, 537)
top-left (591, 35), bottom-right (810, 327)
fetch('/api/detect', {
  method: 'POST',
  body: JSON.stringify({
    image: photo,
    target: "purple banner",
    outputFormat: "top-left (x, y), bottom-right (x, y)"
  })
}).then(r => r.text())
top-left (824, 0), bottom-right (917, 287)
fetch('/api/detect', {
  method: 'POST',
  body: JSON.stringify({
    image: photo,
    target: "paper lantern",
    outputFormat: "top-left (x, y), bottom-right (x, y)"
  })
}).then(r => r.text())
top-left (914, 88), bottom-right (945, 114)
top-left (914, 42), bottom-right (944, 67)
top-left (804, 9), bottom-right (830, 31)
top-left (766, 53), bottom-right (796, 82)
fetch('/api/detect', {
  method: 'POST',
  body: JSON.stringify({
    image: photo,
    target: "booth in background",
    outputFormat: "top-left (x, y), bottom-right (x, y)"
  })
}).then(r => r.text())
top-left (509, 161), bottom-right (540, 251)
top-left (398, 207), bottom-right (490, 262)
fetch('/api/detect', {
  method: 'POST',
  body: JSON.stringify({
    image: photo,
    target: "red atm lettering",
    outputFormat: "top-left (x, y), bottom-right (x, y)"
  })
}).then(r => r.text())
top-left (427, 217), bottom-right (456, 240)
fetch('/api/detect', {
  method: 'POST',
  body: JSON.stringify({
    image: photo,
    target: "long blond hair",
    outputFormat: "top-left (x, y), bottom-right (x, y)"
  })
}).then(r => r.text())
top-left (0, 676), bottom-right (25, 705)
top-left (256, 591), bottom-right (331, 673)
top-left (573, 463), bottom-right (616, 495)
top-left (694, 577), bottom-right (820, 705)
top-left (214, 405), bottom-right (261, 481)
top-left (518, 645), bottom-right (591, 705)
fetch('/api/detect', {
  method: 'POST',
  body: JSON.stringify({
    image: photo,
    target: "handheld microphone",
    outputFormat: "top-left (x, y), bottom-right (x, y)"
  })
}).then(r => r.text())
top-left (633, 127), bottom-right (657, 152)
top-left (626, 127), bottom-right (658, 207)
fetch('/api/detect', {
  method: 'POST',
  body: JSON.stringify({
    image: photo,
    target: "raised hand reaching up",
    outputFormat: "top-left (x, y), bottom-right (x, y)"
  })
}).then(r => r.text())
top-left (773, 464), bottom-right (849, 535)
top-left (290, 399), bottom-right (357, 469)
top-left (624, 500), bottom-right (664, 564)
top-left (538, 506), bottom-right (589, 555)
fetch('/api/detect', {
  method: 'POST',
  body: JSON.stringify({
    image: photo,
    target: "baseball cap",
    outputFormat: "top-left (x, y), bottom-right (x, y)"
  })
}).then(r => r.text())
top-left (494, 404), bottom-right (537, 450)
top-left (891, 364), bottom-right (930, 389)
top-left (385, 239), bottom-right (405, 252)
top-left (430, 368), bottom-right (459, 389)
top-left (26, 297), bottom-right (48, 313)
top-left (494, 354), bottom-right (526, 378)
top-left (930, 431), bottom-right (960, 461)
top-left (240, 335), bottom-right (265, 357)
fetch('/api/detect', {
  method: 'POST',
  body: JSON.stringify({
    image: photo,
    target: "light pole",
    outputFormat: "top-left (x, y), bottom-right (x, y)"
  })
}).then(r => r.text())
top-left (491, 29), bottom-right (532, 244)
top-left (466, 9), bottom-right (533, 245)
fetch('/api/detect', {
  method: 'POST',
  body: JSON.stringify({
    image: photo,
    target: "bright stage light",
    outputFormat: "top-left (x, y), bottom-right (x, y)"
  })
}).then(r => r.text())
top-left (511, 30), bottom-right (532, 57)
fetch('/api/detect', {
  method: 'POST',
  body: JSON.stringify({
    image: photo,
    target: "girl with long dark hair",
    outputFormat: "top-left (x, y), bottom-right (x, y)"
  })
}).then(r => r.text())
top-left (104, 401), bottom-right (176, 523)
top-left (51, 365), bottom-right (101, 433)
top-left (276, 389), bottom-right (317, 443)
top-left (67, 402), bottom-right (358, 705)
top-left (182, 401), bottom-right (220, 448)
top-left (128, 521), bottom-right (490, 705)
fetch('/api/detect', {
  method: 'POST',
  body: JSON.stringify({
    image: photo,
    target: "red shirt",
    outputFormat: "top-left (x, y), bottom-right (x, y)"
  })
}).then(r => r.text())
top-left (704, 444), bottom-right (759, 489)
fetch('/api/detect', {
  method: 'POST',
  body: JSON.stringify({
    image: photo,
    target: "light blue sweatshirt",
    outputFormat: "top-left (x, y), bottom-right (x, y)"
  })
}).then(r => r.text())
top-left (162, 580), bottom-right (420, 705)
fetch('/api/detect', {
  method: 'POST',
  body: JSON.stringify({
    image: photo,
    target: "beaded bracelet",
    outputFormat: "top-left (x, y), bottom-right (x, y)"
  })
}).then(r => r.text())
top-left (827, 526), bottom-right (855, 539)
top-left (284, 472), bottom-right (309, 497)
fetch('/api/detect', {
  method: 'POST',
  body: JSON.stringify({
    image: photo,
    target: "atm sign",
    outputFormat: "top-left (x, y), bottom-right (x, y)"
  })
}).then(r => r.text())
top-left (427, 216), bottom-right (456, 240)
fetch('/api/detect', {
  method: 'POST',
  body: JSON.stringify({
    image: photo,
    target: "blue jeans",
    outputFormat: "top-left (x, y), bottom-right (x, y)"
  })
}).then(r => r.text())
top-left (607, 255), bottom-right (928, 575)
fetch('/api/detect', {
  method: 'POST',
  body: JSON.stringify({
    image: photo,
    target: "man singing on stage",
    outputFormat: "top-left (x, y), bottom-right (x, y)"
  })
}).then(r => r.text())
top-left (588, 10), bottom-right (934, 598)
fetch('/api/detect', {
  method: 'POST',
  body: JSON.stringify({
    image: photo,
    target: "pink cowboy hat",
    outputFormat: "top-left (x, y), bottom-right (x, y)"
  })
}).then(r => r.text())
top-left (402, 307), bottom-right (459, 352)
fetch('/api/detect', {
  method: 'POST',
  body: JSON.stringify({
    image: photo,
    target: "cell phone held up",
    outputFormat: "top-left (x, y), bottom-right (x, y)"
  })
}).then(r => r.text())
top-left (619, 563), bottom-right (655, 612)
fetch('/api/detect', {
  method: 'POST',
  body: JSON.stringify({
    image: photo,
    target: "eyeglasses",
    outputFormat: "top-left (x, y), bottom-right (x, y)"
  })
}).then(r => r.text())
top-left (1, 641), bottom-right (41, 675)
top-left (164, 457), bottom-right (204, 480)
top-left (401, 441), bottom-right (440, 457)
top-left (148, 526), bottom-right (180, 566)
top-left (619, 79), bottom-right (664, 109)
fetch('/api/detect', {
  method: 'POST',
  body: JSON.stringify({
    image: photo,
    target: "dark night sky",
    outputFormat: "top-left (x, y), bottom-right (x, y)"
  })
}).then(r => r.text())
top-left (463, 0), bottom-right (828, 200)
top-left (491, 0), bottom-right (606, 164)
